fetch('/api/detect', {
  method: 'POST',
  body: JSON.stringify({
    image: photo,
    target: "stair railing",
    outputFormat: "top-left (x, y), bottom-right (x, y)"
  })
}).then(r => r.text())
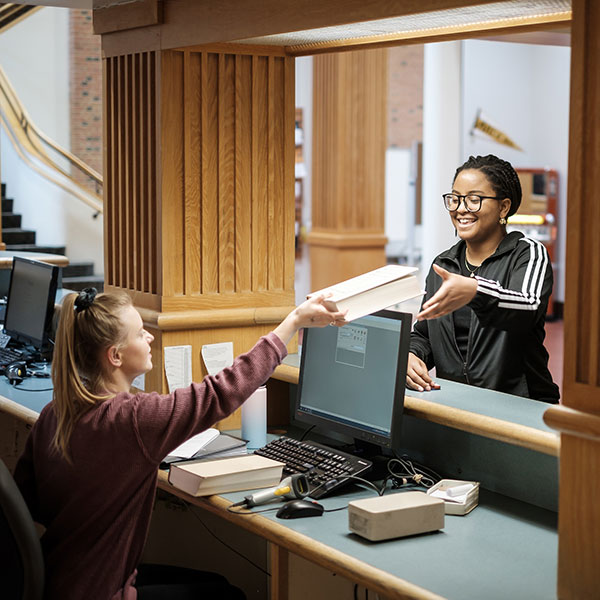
top-left (0, 62), bottom-right (103, 216)
top-left (0, 4), bottom-right (41, 34)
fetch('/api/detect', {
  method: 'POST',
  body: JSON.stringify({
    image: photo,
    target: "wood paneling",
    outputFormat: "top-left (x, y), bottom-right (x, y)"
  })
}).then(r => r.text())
top-left (543, 2), bottom-right (600, 598)
top-left (563, 0), bottom-right (600, 413)
top-left (104, 47), bottom-right (295, 310)
top-left (309, 49), bottom-right (388, 289)
top-left (105, 51), bottom-right (159, 297)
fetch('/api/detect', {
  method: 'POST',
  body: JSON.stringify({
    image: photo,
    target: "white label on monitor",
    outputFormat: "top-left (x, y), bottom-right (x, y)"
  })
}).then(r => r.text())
top-left (335, 325), bottom-right (367, 368)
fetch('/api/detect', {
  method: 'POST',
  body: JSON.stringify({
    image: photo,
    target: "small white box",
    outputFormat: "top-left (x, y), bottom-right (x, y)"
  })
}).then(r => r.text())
top-left (348, 491), bottom-right (445, 541)
top-left (427, 479), bottom-right (480, 515)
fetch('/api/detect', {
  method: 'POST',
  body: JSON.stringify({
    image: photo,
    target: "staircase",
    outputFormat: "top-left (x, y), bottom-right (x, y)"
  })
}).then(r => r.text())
top-left (1, 183), bottom-right (104, 292)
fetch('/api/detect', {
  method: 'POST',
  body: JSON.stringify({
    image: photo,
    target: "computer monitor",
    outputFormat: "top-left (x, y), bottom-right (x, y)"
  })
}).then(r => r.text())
top-left (3, 257), bottom-right (59, 351)
top-left (294, 309), bottom-right (411, 452)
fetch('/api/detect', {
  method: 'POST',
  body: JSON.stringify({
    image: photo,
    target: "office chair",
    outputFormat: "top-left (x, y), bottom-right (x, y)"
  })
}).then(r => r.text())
top-left (0, 459), bottom-right (44, 600)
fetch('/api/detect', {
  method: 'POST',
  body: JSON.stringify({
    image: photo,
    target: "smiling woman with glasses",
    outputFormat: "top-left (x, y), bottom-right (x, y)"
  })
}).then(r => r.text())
top-left (407, 154), bottom-right (559, 403)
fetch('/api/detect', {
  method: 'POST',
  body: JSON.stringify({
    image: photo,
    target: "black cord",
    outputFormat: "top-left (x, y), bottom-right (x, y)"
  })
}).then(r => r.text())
top-left (226, 504), bottom-right (280, 516)
top-left (12, 384), bottom-right (54, 392)
top-left (299, 425), bottom-right (315, 442)
top-left (186, 504), bottom-right (271, 576)
top-left (385, 455), bottom-right (441, 489)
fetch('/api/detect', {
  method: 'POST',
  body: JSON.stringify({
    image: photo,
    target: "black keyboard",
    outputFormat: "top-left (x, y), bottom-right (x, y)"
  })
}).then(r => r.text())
top-left (0, 346), bottom-right (25, 368)
top-left (254, 436), bottom-right (372, 499)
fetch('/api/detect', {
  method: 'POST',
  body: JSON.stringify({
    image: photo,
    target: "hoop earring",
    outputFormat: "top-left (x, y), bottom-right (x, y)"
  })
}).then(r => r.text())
top-left (499, 217), bottom-right (507, 226)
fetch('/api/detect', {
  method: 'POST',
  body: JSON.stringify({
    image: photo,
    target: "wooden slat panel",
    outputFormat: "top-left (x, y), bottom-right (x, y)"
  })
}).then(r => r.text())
top-left (161, 50), bottom-right (185, 296)
top-left (184, 51), bottom-right (202, 296)
top-left (283, 56), bottom-right (295, 291)
top-left (218, 53), bottom-right (236, 293)
top-left (116, 55), bottom-right (125, 287)
top-left (103, 57), bottom-right (115, 287)
top-left (235, 54), bottom-right (253, 294)
top-left (132, 53), bottom-right (142, 291)
top-left (252, 55), bottom-right (269, 291)
top-left (148, 51), bottom-right (158, 295)
top-left (105, 46), bottom-right (294, 306)
top-left (564, 0), bottom-right (600, 410)
top-left (201, 52), bottom-right (219, 294)
top-left (140, 52), bottom-right (150, 293)
top-left (312, 49), bottom-right (387, 234)
top-left (309, 49), bottom-right (387, 289)
top-left (125, 53), bottom-right (134, 290)
top-left (271, 56), bottom-right (285, 290)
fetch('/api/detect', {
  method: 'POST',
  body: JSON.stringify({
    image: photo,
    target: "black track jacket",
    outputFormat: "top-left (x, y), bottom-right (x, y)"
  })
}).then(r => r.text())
top-left (410, 231), bottom-right (559, 402)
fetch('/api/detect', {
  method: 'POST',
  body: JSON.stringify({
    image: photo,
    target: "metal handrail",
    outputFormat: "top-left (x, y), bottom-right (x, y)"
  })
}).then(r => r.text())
top-left (0, 4), bottom-right (41, 34)
top-left (0, 62), bottom-right (103, 215)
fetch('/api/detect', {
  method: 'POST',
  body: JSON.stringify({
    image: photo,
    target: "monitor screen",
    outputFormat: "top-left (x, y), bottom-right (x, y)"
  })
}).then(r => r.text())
top-left (294, 309), bottom-right (411, 450)
top-left (4, 257), bottom-right (59, 349)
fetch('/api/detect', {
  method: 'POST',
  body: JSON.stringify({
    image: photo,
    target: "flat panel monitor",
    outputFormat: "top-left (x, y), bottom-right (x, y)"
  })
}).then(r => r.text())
top-left (4, 257), bottom-right (59, 350)
top-left (294, 309), bottom-right (411, 451)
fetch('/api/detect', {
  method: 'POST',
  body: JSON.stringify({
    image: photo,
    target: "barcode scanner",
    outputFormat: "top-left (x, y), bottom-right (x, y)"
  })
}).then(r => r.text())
top-left (233, 473), bottom-right (310, 508)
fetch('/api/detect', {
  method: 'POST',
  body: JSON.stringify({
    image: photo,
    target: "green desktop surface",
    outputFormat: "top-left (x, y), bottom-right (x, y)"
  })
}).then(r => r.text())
top-left (219, 483), bottom-right (557, 600)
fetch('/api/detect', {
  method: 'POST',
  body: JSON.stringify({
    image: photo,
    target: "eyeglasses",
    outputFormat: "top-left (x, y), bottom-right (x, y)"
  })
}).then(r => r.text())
top-left (442, 193), bottom-right (500, 213)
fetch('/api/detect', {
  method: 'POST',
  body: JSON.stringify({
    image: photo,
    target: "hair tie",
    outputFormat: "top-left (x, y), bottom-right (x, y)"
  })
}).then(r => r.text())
top-left (74, 288), bottom-right (98, 313)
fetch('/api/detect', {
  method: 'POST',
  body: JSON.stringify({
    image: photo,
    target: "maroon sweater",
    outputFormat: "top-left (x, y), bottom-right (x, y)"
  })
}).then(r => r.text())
top-left (14, 333), bottom-right (287, 600)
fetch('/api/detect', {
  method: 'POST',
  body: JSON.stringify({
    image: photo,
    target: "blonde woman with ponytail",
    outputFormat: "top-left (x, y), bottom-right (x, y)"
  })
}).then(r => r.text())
top-left (14, 288), bottom-right (346, 600)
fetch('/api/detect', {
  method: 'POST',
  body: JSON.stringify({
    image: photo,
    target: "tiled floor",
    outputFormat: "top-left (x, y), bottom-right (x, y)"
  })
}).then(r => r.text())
top-left (294, 247), bottom-right (564, 399)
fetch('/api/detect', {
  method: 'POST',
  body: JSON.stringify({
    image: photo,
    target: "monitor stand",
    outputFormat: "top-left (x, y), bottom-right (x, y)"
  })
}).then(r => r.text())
top-left (339, 439), bottom-right (390, 481)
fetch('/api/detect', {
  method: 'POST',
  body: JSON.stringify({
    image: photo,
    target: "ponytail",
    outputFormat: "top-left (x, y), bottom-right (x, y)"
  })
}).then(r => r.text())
top-left (51, 291), bottom-right (132, 460)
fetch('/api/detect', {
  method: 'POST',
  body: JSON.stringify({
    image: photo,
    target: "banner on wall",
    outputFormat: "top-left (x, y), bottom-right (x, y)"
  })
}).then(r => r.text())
top-left (470, 109), bottom-right (523, 151)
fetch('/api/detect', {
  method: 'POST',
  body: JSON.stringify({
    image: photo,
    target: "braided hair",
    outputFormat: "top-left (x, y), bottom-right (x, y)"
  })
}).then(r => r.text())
top-left (454, 154), bottom-right (522, 217)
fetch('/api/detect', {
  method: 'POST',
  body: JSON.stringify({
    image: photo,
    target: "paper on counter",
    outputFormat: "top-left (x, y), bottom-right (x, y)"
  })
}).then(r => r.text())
top-left (201, 342), bottom-right (234, 375)
top-left (164, 345), bottom-right (192, 393)
top-left (168, 428), bottom-right (220, 459)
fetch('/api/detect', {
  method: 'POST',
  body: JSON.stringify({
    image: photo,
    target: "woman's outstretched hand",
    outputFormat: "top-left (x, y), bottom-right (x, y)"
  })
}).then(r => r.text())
top-left (273, 294), bottom-right (348, 345)
top-left (416, 264), bottom-right (477, 321)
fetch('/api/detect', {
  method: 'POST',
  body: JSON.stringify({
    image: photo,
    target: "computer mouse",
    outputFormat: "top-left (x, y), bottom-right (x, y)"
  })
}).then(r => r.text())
top-left (276, 499), bottom-right (324, 519)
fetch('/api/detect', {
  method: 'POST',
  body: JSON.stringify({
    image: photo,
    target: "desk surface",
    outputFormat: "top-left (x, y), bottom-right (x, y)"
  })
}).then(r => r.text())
top-left (159, 472), bottom-right (557, 600)
top-left (0, 369), bottom-right (559, 600)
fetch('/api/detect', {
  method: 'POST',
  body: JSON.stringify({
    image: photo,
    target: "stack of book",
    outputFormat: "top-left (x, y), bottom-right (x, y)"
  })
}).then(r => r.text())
top-left (160, 429), bottom-right (248, 469)
top-left (168, 454), bottom-right (285, 497)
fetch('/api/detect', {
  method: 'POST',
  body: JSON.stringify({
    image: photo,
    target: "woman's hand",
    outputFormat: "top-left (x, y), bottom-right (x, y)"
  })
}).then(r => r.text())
top-left (405, 352), bottom-right (440, 392)
top-left (273, 294), bottom-right (348, 345)
top-left (416, 264), bottom-right (477, 321)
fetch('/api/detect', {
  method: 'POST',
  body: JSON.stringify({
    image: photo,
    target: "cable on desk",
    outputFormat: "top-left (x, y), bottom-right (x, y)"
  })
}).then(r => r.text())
top-left (185, 503), bottom-right (271, 577)
top-left (12, 384), bottom-right (54, 392)
top-left (226, 504), bottom-right (280, 516)
top-left (385, 455), bottom-right (441, 490)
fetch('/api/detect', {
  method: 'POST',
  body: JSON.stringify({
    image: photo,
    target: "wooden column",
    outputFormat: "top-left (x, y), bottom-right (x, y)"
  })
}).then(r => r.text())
top-left (543, 1), bottom-right (600, 597)
top-left (308, 49), bottom-right (388, 291)
top-left (103, 46), bottom-right (296, 428)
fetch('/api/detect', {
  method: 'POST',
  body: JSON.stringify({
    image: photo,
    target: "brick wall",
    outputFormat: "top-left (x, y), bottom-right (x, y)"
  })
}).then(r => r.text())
top-left (388, 45), bottom-right (424, 149)
top-left (69, 9), bottom-right (102, 190)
